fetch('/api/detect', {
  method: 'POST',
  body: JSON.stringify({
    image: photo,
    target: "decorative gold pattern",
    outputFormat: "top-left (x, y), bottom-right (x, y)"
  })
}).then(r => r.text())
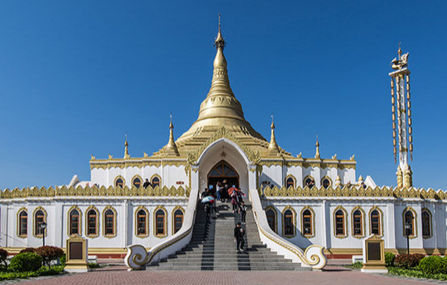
top-left (154, 205), bottom-right (168, 238)
top-left (102, 205), bottom-right (117, 239)
top-left (67, 205), bottom-right (82, 237)
top-left (262, 185), bottom-right (444, 200)
top-left (90, 160), bottom-right (189, 170)
top-left (186, 127), bottom-right (261, 165)
top-left (1, 185), bottom-right (188, 199)
top-left (333, 206), bottom-right (348, 239)
top-left (351, 206), bottom-right (365, 239)
top-left (300, 206), bottom-right (315, 238)
top-left (135, 206), bottom-right (149, 238)
top-left (282, 206), bottom-right (296, 238)
top-left (33, 206), bottom-right (47, 239)
top-left (16, 207), bottom-right (27, 238)
top-left (85, 205), bottom-right (99, 238)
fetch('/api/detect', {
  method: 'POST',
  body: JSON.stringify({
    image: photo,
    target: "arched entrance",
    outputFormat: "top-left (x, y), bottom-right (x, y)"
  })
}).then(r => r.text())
top-left (207, 160), bottom-right (239, 190)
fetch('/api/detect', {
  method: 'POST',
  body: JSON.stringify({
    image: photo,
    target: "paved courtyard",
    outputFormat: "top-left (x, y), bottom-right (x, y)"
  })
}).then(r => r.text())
top-left (16, 266), bottom-right (442, 285)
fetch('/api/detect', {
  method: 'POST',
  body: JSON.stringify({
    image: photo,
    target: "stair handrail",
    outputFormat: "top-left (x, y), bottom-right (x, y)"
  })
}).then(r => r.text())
top-left (124, 186), bottom-right (199, 270)
top-left (249, 188), bottom-right (327, 270)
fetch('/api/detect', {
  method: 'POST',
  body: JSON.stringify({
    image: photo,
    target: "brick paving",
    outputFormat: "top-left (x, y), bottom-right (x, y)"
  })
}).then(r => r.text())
top-left (15, 266), bottom-right (441, 285)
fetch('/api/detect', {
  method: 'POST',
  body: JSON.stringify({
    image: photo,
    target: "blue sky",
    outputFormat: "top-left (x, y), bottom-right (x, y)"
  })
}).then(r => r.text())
top-left (0, 1), bottom-right (446, 190)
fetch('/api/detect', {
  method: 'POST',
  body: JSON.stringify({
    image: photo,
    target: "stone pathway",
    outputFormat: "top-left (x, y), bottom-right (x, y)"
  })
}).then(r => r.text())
top-left (12, 266), bottom-right (444, 285)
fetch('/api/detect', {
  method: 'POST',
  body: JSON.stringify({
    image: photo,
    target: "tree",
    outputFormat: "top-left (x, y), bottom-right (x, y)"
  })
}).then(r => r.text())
top-left (0, 248), bottom-right (8, 270)
top-left (35, 246), bottom-right (64, 268)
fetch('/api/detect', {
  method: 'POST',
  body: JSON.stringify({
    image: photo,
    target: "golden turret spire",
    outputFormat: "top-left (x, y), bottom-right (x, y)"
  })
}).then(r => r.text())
top-left (124, 134), bottom-right (130, 158)
top-left (268, 115), bottom-right (279, 153)
top-left (174, 14), bottom-right (266, 144)
top-left (166, 114), bottom-right (179, 156)
top-left (315, 135), bottom-right (320, 159)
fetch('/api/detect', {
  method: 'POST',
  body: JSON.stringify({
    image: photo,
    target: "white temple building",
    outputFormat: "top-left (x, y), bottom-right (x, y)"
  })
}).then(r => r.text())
top-left (1, 22), bottom-right (445, 270)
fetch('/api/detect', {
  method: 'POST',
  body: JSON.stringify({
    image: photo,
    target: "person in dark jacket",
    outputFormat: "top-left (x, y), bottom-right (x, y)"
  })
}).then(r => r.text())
top-left (239, 201), bottom-right (247, 224)
top-left (143, 179), bottom-right (151, 188)
top-left (234, 222), bottom-right (245, 252)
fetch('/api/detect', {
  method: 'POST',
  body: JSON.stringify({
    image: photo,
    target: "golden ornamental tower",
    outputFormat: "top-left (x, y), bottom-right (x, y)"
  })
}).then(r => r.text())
top-left (389, 44), bottom-right (413, 188)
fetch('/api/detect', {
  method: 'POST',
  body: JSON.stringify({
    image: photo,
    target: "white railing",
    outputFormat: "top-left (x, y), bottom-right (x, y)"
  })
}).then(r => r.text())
top-left (250, 188), bottom-right (327, 270)
top-left (124, 187), bottom-right (199, 270)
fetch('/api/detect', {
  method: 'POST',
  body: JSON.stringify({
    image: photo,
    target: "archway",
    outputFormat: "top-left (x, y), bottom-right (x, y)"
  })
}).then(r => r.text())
top-left (207, 160), bottom-right (239, 190)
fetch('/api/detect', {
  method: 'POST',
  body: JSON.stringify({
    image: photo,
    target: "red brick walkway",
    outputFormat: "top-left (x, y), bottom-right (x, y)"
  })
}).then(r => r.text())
top-left (18, 266), bottom-right (438, 285)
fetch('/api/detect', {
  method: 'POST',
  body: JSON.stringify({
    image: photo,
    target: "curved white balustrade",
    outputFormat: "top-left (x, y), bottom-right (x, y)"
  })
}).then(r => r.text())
top-left (125, 187), bottom-right (199, 270)
top-left (249, 188), bottom-right (327, 270)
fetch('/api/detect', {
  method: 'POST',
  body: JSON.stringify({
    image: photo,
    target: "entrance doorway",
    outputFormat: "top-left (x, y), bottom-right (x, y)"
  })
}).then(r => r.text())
top-left (207, 160), bottom-right (239, 191)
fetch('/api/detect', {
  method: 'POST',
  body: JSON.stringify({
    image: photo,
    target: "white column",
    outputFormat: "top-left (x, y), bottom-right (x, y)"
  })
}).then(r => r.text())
top-left (123, 199), bottom-right (129, 248)
top-left (386, 203), bottom-right (396, 249)
top-left (321, 200), bottom-right (328, 249)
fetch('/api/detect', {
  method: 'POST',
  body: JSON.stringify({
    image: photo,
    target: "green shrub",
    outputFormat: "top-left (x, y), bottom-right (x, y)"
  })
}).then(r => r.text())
top-left (419, 256), bottom-right (447, 274)
top-left (385, 252), bottom-right (395, 267)
top-left (394, 253), bottom-right (425, 268)
top-left (35, 246), bottom-right (64, 268)
top-left (0, 249), bottom-right (8, 270)
top-left (59, 254), bottom-right (66, 266)
top-left (9, 253), bottom-right (42, 272)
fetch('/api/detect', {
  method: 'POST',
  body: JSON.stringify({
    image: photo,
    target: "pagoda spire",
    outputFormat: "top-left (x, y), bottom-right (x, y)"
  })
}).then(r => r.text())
top-left (124, 133), bottom-right (130, 158)
top-left (268, 115), bottom-right (279, 153)
top-left (389, 44), bottom-right (412, 188)
top-left (315, 135), bottom-right (320, 159)
top-left (166, 114), bottom-right (179, 156)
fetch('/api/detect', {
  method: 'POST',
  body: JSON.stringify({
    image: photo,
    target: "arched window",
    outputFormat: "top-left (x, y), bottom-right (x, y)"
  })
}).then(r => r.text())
top-left (152, 176), bottom-right (160, 187)
top-left (302, 209), bottom-right (313, 237)
top-left (422, 210), bottom-right (431, 238)
top-left (370, 209), bottom-right (381, 235)
top-left (133, 177), bottom-right (142, 188)
top-left (19, 210), bottom-right (28, 237)
top-left (137, 209), bottom-right (147, 236)
top-left (304, 176), bottom-right (315, 188)
top-left (104, 209), bottom-right (115, 237)
top-left (115, 178), bottom-right (124, 188)
top-left (35, 210), bottom-right (45, 237)
top-left (353, 209), bottom-right (363, 236)
top-left (174, 209), bottom-right (184, 234)
top-left (404, 210), bottom-right (415, 237)
top-left (266, 209), bottom-right (277, 233)
top-left (69, 209), bottom-right (80, 235)
top-left (335, 209), bottom-right (346, 236)
top-left (286, 177), bottom-right (295, 188)
top-left (322, 178), bottom-right (331, 189)
top-left (155, 209), bottom-right (166, 236)
top-left (87, 209), bottom-right (98, 236)
top-left (283, 209), bottom-right (294, 236)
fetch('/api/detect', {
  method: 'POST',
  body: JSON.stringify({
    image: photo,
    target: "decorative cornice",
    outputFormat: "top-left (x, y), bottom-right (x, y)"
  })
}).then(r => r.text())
top-left (1, 185), bottom-right (188, 199)
top-left (90, 159), bottom-right (188, 170)
top-left (187, 127), bottom-right (261, 165)
top-left (262, 185), bottom-right (445, 199)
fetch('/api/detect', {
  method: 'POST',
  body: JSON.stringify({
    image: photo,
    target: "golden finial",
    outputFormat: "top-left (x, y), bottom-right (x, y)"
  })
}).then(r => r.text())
top-left (398, 42), bottom-right (402, 59)
top-left (315, 134), bottom-right (320, 159)
top-left (90, 154), bottom-right (96, 160)
top-left (166, 114), bottom-right (179, 156)
top-left (268, 114), bottom-right (279, 153)
top-left (108, 153), bottom-right (113, 159)
top-left (124, 133), bottom-right (130, 158)
top-left (214, 13), bottom-right (226, 49)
